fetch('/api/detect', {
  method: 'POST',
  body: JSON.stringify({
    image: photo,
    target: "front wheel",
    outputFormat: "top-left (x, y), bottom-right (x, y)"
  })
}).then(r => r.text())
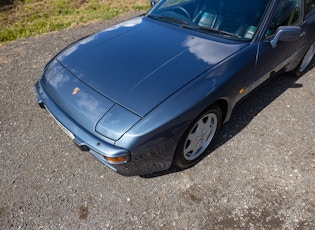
top-left (173, 105), bottom-right (222, 169)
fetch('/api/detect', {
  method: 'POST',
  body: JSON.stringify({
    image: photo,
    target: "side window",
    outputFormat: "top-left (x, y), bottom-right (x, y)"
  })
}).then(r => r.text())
top-left (305, 0), bottom-right (315, 16)
top-left (266, 0), bottom-right (303, 37)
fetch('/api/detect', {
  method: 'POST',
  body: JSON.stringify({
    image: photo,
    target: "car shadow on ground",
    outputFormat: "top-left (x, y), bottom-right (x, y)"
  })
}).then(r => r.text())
top-left (215, 62), bottom-right (314, 149)
top-left (141, 61), bottom-right (314, 178)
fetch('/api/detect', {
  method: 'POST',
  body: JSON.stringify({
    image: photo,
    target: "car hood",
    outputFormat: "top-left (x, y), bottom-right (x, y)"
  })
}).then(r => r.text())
top-left (57, 16), bottom-right (247, 116)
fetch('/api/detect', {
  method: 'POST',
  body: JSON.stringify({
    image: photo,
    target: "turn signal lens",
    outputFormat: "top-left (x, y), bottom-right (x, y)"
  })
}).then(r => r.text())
top-left (104, 155), bottom-right (128, 164)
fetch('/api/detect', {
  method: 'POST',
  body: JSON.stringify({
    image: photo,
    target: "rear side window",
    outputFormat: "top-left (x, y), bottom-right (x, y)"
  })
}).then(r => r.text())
top-left (266, 0), bottom-right (303, 37)
top-left (305, 0), bottom-right (315, 16)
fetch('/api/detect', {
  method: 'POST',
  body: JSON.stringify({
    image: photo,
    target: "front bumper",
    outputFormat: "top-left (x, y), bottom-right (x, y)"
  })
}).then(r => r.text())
top-left (35, 80), bottom-right (131, 173)
top-left (34, 80), bottom-right (172, 176)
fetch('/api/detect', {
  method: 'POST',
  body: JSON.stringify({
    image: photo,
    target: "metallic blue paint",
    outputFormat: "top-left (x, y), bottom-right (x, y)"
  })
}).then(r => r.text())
top-left (56, 17), bottom-right (246, 116)
top-left (35, 0), bottom-right (315, 176)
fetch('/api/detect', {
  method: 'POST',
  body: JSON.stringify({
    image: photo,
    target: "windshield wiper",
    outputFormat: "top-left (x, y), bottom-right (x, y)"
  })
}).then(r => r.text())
top-left (199, 26), bottom-right (241, 38)
top-left (186, 25), bottom-right (241, 39)
top-left (148, 14), bottom-right (189, 25)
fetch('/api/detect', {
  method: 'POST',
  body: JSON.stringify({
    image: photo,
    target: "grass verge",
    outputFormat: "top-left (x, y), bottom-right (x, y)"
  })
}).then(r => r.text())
top-left (0, 0), bottom-right (150, 43)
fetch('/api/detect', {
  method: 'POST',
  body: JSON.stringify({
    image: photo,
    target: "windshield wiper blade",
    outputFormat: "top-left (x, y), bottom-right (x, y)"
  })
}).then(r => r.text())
top-left (148, 14), bottom-right (189, 25)
top-left (196, 26), bottom-right (241, 38)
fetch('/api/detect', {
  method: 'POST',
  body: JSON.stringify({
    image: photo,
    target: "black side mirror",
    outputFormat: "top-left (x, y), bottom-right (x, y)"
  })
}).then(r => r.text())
top-left (270, 26), bottom-right (304, 48)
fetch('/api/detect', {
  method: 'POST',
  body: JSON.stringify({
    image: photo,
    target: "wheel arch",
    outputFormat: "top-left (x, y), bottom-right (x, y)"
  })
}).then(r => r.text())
top-left (173, 101), bottom-right (223, 168)
top-left (215, 99), bottom-right (229, 123)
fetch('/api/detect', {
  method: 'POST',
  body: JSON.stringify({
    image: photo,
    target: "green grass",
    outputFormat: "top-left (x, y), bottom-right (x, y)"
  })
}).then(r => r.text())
top-left (0, 0), bottom-right (150, 43)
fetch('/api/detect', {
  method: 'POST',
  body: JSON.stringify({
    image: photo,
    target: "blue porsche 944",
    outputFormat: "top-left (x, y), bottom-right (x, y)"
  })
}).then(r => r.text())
top-left (35, 0), bottom-right (315, 176)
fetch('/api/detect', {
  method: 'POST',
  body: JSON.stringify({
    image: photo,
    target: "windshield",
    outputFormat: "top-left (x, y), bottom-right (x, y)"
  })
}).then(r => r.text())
top-left (148, 0), bottom-right (271, 40)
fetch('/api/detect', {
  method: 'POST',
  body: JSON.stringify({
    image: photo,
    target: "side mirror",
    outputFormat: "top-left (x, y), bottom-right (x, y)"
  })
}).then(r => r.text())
top-left (150, 0), bottom-right (159, 6)
top-left (270, 26), bottom-right (304, 48)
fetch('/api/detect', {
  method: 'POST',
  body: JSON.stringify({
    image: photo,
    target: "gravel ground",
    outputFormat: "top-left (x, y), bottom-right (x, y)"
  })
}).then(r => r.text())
top-left (0, 12), bottom-right (314, 229)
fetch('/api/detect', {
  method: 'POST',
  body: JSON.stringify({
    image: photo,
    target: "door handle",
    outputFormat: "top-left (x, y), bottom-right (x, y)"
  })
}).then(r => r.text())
top-left (299, 32), bottom-right (306, 38)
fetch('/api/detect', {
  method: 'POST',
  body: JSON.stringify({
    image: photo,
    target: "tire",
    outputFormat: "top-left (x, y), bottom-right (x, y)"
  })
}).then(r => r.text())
top-left (293, 42), bottom-right (315, 76)
top-left (173, 105), bottom-right (222, 169)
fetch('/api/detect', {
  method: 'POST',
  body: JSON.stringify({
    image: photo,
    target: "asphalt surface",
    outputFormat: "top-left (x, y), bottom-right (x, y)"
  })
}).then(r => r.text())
top-left (0, 12), bottom-right (314, 229)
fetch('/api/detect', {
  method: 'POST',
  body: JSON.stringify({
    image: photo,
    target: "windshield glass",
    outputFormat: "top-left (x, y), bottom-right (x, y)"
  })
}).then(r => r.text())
top-left (148, 0), bottom-right (271, 40)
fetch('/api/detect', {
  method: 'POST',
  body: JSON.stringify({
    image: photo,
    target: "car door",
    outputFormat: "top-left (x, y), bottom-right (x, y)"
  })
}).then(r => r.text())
top-left (303, 0), bottom-right (315, 45)
top-left (255, 0), bottom-right (306, 81)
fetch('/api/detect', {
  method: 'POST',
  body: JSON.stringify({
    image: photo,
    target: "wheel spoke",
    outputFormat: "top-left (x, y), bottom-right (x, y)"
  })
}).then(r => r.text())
top-left (184, 140), bottom-right (194, 155)
top-left (184, 124), bottom-right (199, 156)
top-left (200, 115), bottom-right (214, 134)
